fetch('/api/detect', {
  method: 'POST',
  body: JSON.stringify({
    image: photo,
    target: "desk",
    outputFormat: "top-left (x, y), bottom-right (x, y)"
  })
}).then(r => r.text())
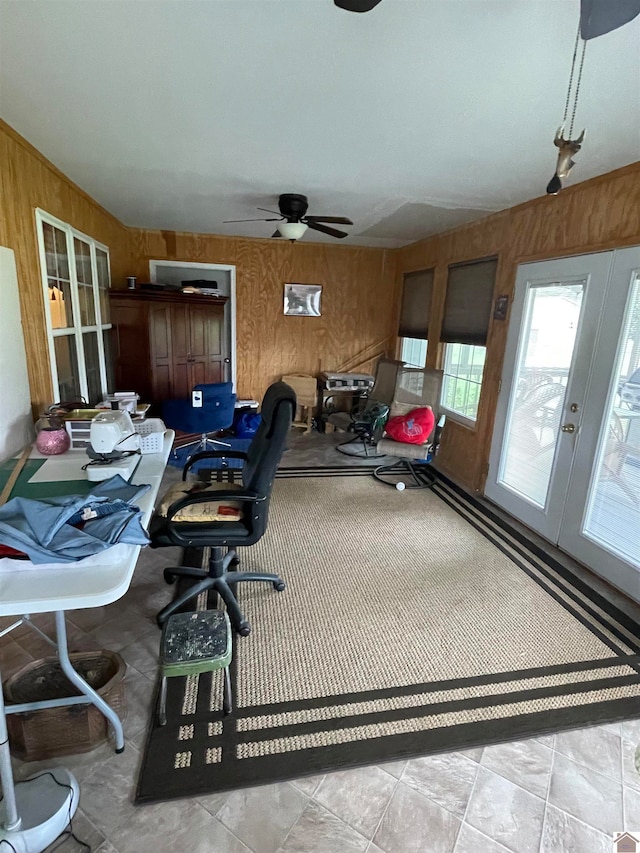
top-left (0, 434), bottom-right (173, 846)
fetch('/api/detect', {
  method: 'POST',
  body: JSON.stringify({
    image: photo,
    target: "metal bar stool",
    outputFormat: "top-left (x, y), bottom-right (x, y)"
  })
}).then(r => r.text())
top-left (157, 610), bottom-right (233, 726)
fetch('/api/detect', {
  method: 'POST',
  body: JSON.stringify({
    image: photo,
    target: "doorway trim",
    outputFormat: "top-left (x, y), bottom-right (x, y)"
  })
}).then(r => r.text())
top-left (149, 260), bottom-right (237, 388)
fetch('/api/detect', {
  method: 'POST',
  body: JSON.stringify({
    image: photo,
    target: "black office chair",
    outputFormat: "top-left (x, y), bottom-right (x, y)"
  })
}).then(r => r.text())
top-left (150, 381), bottom-right (296, 636)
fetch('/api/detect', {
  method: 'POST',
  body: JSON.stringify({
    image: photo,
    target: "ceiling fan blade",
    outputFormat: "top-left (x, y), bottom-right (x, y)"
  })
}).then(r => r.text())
top-left (307, 221), bottom-right (349, 239)
top-left (271, 230), bottom-right (282, 238)
top-left (257, 207), bottom-right (284, 217)
top-left (305, 216), bottom-right (354, 225)
top-left (334, 0), bottom-right (383, 11)
top-left (223, 217), bottom-right (281, 223)
top-left (580, 0), bottom-right (640, 39)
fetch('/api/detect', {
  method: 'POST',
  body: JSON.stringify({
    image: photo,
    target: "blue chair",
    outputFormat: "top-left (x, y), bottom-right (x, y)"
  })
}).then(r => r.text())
top-left (162, 382), bottom-right (236, 458)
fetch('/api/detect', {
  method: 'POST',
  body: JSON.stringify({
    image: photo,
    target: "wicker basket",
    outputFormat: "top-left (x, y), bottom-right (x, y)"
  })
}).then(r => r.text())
top-left (4, 650), bottom-right (127, 761)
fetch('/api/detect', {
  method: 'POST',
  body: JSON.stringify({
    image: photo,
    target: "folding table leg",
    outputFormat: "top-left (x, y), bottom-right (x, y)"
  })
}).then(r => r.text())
top-left (54, 611), bottom-right (125, 753)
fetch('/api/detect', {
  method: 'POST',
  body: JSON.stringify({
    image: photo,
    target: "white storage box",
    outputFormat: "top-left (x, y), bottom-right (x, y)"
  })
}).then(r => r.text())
top-left (133, 418), bottom-right (166, 454)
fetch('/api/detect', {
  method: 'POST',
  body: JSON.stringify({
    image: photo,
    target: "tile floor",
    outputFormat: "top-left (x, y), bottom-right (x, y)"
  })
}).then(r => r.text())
top-left (1, 434), bottom-right (639, 853)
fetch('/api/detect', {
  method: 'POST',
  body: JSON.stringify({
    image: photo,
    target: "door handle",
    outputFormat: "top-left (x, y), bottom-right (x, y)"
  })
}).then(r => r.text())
top-left (224, 358), bottom-right (231, 364)
top-left (561, 423), bottom-right (576, 433)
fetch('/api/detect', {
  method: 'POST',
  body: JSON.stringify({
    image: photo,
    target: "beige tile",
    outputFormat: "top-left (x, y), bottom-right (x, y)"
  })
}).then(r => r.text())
top-left (279, 800), bottom-right (368, 853)
top-left (623, 738), bottom-right (640, 792)
top-left (121, 668), bottom-right (157, 741)
top-left (112, 800), bottom-right (250, 853)
top-left (624, 785), bottom-right (640, 829)
top-left (458, 746), bottom-right (483, 762)
top-left (196, 789), bottom-right (232, 817)
top-left (119, 630), bottom-right (161, 675)
top-left (90, 606), bottom-right (155, 651)
top-left (379, 760), bottom-right (406, 779)
top-left (291, 773), bottom-right (325, 797)
top-left (373, 781), bottom-right (459, 853)
top-left (454, 824), bottom-right (512, 853)
top-left (218, 781), bottom-right (307, 853)
top-left (79, 743), bottom-right (141, 836)
top-left (548, 753), bottom-right (622, 835)
top-left (44, 808), bottom-right (105, 853)
top-left (0, 639), bottom-right (35, 681)
top-left (540, 804), bottom-right (611, 853)
top-left (465, 767), bottom-right (545, 853)
top-left (401, 752), bottom-right (477, 819)
top-left (314, 765), bottom-right (397, 839)
top-left (480, 739), bottom-right (552, 798)
top-left (621, 718), bottom-right (640, 742)
top-left (554, 726), bottom-right (622, 781)
top-left (95, 843), bottom-right (120, 853)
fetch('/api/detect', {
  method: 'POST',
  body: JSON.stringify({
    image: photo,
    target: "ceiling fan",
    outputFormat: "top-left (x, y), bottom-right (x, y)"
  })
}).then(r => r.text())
top-left (224, 194), bottom-right (353, 241)
top-left (334, 0), bottom-right (382, 10)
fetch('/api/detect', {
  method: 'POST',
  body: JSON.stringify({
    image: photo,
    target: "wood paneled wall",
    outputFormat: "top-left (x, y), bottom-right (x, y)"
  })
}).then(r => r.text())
top-left (127, 229), bottom-right (398, 401)
top-left (3, 113), bottom-right (640, 490)
top-left (0, 119), bottom-right (131, 412)
top-left (398, 161), bottom-right (640, 492)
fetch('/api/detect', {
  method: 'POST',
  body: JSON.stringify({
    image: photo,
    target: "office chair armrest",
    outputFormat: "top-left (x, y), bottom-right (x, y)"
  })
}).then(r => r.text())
top-left (164, 489), bottom-right (266, 523)
top-left (182, 450), bottom-right (249, 479)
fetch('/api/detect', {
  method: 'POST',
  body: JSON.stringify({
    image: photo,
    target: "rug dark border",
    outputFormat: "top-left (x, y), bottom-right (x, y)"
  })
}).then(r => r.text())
top-left (432, 472), bottom-right (640, 648)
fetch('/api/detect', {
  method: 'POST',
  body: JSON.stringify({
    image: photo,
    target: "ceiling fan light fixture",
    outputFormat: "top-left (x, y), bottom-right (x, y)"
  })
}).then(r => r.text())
top-left (277, 222), bottom-right (308, 241)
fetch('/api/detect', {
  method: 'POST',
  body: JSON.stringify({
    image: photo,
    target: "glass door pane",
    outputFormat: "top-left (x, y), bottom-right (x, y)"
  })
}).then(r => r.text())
top-left (74, 237), bottom-right (96, 326)
top-left (43, 223), bottom-right (74, 330)
top-left (581, 273), bottom-right (640, 565)
top-left (54, 335), bottom-right (81, 401)
top-left (95, 248), bottom-right (111, 324)
top-left (497, 282), bottom-right (584, 507)
top-left (83, 331), bottom-right (102, 405)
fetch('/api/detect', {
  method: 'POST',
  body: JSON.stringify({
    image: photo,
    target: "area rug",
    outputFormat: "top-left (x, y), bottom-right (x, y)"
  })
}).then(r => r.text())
top-left (136, 470), bottom-right (640, 802)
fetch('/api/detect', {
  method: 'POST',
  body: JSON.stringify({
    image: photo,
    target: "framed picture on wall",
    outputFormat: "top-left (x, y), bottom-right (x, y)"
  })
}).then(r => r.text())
top-left (284, 283), bottom-right (322, 317)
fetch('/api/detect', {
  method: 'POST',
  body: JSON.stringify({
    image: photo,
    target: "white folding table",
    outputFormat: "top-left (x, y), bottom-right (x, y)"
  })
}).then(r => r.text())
top-left (0, 432), bottom-right (173, 850)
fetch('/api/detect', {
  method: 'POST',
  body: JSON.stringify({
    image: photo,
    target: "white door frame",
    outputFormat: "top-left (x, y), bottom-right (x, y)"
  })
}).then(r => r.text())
top-left (149, 260), bottom-right (236, 388)
top-left (485, 253), bottom-right (613, 540)
top-left (559, 246), bottom-right (640, 602)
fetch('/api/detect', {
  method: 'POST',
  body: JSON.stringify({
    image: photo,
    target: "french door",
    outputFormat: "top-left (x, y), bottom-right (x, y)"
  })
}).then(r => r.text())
top-left (487, 248), bottom-right (640, 602)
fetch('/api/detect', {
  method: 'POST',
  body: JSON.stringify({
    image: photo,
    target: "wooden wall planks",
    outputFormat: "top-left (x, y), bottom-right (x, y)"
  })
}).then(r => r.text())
top-left (397, 161), bottom-right (640, 492)
top-left (3, 114), bottom-right (640, 493)
top-left (127, 228), bottom-right (399, 401)
top-left (0, 119), bottom-right (131, 412)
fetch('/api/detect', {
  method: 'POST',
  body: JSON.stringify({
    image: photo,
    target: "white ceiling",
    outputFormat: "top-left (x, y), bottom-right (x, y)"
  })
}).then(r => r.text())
top-left (0, 0), bottom-right (639, 248)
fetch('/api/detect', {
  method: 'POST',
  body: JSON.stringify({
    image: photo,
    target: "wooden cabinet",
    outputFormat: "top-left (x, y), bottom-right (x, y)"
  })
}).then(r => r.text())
top-left (110, 290), bottom-right (227, 405)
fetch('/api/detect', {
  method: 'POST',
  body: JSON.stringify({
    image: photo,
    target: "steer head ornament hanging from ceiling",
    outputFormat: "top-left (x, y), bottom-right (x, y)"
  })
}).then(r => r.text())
top-left (546, 127), bottom-right (586, 195)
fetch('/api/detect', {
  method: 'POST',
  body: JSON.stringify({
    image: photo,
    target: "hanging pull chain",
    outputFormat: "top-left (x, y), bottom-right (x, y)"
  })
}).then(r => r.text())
top-left (569, 38), bottom-right (587, 137)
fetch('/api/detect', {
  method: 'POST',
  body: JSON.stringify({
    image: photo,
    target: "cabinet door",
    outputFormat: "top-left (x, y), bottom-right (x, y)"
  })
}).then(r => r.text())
top-left (169, 304), bottom-right (191, 398)
top-left (149, 304), bottom-right (173, 401)
top-left (111, 298), bottom-right (153, 401)
top-left (200, 304), bottom-right (225, 385)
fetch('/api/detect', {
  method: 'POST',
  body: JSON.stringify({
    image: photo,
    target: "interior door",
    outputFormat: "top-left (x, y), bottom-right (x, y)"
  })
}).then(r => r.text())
top-left (559, 247), bottom-right (640, 601)
top-left (486, 253), bottom-right (613, 540)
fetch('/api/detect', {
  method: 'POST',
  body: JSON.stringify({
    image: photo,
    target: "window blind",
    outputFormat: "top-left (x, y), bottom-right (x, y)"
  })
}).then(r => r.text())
top-left (441, 257), bottom-right (498, 346)
top-left (398, 269), bottom-right (434, 340)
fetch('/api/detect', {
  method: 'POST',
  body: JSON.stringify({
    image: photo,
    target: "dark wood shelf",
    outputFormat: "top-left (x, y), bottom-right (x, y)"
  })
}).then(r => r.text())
top-left (109, 289), bottom-right (227, 307)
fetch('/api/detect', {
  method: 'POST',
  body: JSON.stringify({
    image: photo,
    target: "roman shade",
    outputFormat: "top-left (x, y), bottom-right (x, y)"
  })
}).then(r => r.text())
top-left (441, 257), bottom-right (498, 346)
top-left (398, 269), bottom-right (434, 340)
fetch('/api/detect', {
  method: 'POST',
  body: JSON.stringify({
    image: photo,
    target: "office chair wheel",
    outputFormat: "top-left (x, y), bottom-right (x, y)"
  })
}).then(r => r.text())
top-left (273, 580), bottom-right (286, 592)
top-left (238, 621), bottom-right (251, 637)
top-left (164, 569), bottom-right (178, 585)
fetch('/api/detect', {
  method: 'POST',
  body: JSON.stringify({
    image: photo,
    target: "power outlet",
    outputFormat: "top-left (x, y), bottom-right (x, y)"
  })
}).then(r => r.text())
top-left (192, 390), bottom-right (203, 408)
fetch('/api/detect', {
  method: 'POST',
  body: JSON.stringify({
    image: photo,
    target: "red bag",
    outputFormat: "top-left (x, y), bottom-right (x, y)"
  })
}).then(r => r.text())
top-left (384, 407), bottom-right (435, 445)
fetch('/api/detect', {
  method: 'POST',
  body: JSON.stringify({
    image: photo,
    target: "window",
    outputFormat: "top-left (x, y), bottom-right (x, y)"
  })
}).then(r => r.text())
top-left (401, 337), bottom-right (427, 367)
top-left (398, 269), bottom-right (433, 367)
top-left (440, 257), bottom-right (497, 424)
top-left (442, 343), bottom-right (486, 422)
top-left (36, 210), bottom-right (113, 405)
